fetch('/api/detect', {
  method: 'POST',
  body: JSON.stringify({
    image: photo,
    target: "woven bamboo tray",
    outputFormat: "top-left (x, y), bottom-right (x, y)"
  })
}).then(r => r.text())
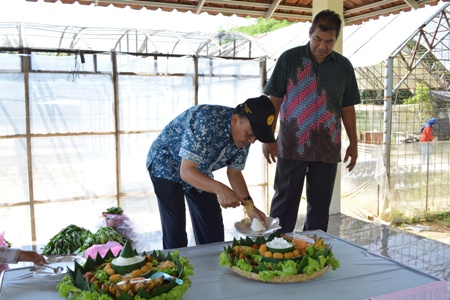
top-left (230, 264), bottom-right (329, 283)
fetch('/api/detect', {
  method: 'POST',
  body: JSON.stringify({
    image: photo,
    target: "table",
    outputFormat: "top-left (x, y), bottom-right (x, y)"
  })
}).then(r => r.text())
top-left (1, 230), bottom-right (447, 300)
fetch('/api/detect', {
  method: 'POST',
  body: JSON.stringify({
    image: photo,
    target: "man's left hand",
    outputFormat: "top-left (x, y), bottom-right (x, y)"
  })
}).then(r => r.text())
top-left (343, 143), bottom-right (358, 172)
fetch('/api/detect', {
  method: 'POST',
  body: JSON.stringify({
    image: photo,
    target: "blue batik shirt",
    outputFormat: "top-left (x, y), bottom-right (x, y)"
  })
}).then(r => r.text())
top-left (146, 104), bottom-right (249, 192)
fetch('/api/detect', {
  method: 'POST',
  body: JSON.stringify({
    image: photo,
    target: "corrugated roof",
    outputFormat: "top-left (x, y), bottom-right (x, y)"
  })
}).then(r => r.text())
top-left (28, 0), bottom-right (450, 25)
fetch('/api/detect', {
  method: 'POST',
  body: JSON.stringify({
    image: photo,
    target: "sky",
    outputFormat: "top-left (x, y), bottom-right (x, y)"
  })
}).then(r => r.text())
top-left (2, 0), bottom-right (255, 32)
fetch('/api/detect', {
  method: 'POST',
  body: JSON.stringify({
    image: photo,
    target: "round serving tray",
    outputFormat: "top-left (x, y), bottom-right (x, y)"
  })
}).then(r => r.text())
top-left (230, 264), bottom-right (329, 284)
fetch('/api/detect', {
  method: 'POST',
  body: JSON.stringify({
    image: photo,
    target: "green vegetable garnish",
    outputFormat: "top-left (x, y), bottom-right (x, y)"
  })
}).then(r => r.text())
top-left (42, 224), bottom-right (90, 255)
top-left (220, 235), bottom-right (340, 282)
top-left (58, 249), bottom-right (194, 300)
top-left (102, 206), bottom-right (124, 215)
top-left (236, 259), bottom-right (253, 272)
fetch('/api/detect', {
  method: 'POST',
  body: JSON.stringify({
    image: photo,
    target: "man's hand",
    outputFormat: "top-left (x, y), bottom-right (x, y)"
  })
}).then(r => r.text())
top-left (216, 187), bottom-right (242, 209)
top-left (249, 205), bottom-right (267, 224)
top-left (19, 250), bottom-right (47, 265)
top-left (343, 143), bottom-right (358, 172)
top-left (263, 143), bottom-right (278, 164)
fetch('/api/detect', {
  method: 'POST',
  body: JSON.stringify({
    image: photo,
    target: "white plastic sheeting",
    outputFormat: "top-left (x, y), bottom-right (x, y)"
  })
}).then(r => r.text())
top-left (256, 2), bottom-right (448, 69)
top-left (0, 52), bottom-right (267, 249)
top-left (341, 143), bottom-right (393, 224)
top-left (345, 2), bottom-right (448, 68)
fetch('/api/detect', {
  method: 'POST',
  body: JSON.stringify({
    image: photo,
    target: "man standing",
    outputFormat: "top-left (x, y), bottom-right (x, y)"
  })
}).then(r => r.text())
top-left (263, 10), bottom-right (360, 233)
top-left (146, 96), bottom-right (275, 249)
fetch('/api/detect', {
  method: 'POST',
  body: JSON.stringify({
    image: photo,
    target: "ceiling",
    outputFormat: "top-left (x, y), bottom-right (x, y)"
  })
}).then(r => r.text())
top-left (30, 0), bottom-right (450, 25)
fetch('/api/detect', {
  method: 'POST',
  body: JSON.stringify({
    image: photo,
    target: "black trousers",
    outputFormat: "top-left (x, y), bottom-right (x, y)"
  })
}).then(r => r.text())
top-left (269, 158), bottom-right (337, 233)
top-left (149, 173), bottom-right (224, 249)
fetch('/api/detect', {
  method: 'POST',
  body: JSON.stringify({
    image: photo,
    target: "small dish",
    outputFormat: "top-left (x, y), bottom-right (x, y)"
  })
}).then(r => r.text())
top-left (234, 217), bottom-right (281, 237)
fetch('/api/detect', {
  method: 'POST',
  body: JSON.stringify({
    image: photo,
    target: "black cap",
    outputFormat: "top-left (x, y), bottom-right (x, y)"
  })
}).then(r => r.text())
top-left (235, 95), bottom-right (276, 143)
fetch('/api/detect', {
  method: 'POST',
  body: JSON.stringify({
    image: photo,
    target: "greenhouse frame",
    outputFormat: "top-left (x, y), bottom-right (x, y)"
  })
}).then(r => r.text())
top-left (0, 2), bottom-right (449, 250)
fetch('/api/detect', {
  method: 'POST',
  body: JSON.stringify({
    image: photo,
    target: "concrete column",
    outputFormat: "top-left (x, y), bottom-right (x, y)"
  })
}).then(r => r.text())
top-left (312, 0), bottom-right (345, 215)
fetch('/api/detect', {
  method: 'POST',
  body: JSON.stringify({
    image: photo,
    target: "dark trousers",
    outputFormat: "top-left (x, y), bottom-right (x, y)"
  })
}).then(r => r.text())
top-left (269, 158), bottom-right (337, 233)
top-left (149, 174), bottom-right (224, 249)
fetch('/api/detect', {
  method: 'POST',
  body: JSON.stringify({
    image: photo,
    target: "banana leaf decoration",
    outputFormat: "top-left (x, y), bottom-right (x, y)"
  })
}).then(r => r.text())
top-left (66, 240), bottom-right (185, 299)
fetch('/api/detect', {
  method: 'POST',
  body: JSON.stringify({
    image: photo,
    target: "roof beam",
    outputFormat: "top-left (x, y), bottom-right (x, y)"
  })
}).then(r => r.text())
top-left (403, 0), bottom-right (419, 9)
top-left (271, 12), bottom-right (311, 22)
top-left (345, 0), bottom-right (438, 16)
top-left (345, 0), bottom-right (440, 24)
top-left (266, 0), bottom-right (281, 19)
top-left (196, 0), bottom-right (206, 14)
top-left (202, 0), bottom-right (312, 13)
top-left (345, 0), bottom-right (402, 15)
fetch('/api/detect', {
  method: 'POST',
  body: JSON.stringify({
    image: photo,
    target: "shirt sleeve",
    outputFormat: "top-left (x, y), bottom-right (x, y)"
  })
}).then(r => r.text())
top-left (0, 247), bottom-right (21, 264)
top-left (228, 148), bottom-right (249, 171)
top-left (264, 51), bottom-right (289, 98)
top-left (342, 61), bottom-right (361, 107)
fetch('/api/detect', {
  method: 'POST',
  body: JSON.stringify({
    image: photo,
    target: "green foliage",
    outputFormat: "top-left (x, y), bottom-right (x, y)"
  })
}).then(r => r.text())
top-left (229, 17), bottom-right (296, 36)
top-left (394, 89), bottom-right (414, 104)
top-left (401, 83), bottom-right (435, 123)
top-left (403, 83), bottom-right (434, 117)
top-left (403, 83), bottom-right (429, 105)
top-left (360, 90), bottom-right (383, 105)
top-left (393, 209), bottom-right (450, 227)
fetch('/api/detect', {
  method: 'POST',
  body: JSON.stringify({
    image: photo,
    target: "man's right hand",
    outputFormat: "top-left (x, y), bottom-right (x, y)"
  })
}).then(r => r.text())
top-left (216, 187), bottom-right (242, 209)
top-left (262, 143), bottom-right (278, 164)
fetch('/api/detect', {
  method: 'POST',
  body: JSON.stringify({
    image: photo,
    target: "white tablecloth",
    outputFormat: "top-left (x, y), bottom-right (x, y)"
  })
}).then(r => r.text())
top-left (1, 230), bottom-right (447, 300)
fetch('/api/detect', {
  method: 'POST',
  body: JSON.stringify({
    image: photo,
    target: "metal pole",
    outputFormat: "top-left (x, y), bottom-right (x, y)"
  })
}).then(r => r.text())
top-left (383, 58), bottom-right (393, 181)
top-left (22, 50), bottom-right (36, 243)
top-left (111, 51), bottom-right (121, 206)
top-left (194, 55), bottom-right (199, 105)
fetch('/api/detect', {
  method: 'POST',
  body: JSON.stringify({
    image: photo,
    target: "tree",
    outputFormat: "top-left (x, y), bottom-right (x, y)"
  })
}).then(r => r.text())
top-left (403, 83), bottom-right (435, 127)
top-left (227, 17), bottom-right (295, 36)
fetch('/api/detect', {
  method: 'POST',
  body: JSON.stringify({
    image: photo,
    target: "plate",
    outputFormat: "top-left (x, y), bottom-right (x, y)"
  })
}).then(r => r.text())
top-left (32, 256), bottom-right (85, 282)
top-left (234, 217), bottom-right (281, 237)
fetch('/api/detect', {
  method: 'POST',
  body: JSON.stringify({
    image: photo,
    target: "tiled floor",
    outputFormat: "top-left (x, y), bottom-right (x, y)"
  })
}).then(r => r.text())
top-left (318, 213), bottom-right (450, 299)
